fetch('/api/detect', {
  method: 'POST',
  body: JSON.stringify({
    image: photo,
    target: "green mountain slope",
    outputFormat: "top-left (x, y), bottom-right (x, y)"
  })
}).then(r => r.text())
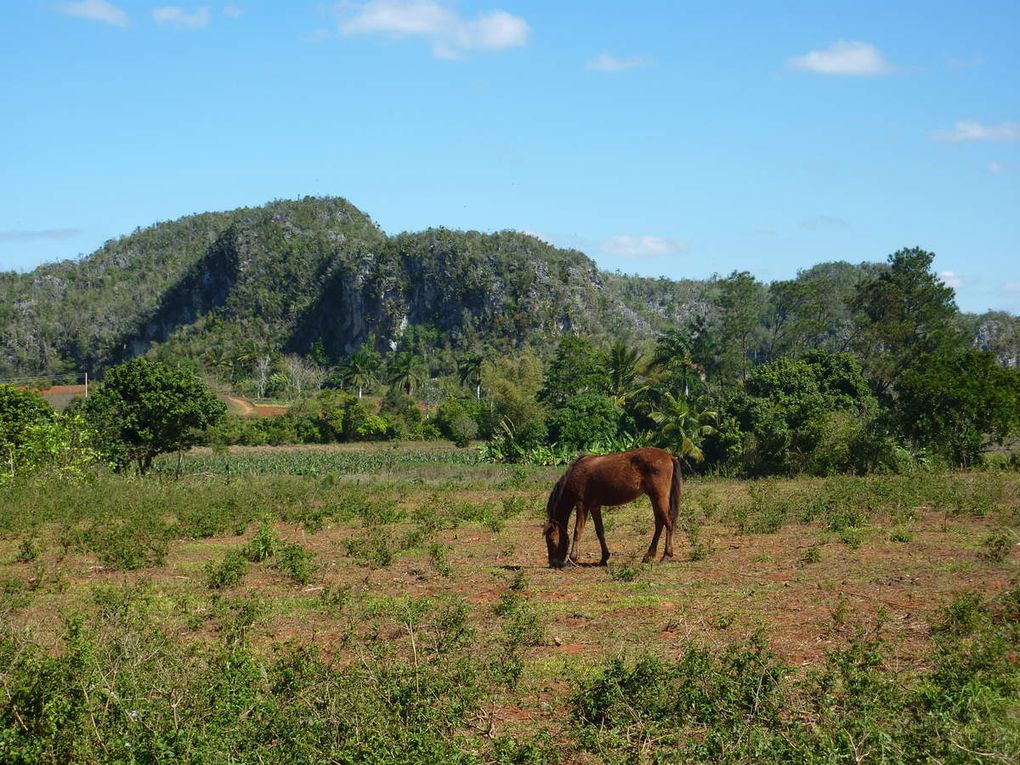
top-left (1, 196), bottom-right (1016, 380)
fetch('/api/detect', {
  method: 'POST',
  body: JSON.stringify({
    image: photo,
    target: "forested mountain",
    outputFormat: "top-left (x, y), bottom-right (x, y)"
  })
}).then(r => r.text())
top-left (1, 195), bottom-right (1017, 382)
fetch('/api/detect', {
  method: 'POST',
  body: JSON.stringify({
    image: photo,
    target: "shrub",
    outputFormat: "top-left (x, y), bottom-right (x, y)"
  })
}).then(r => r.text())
top-left (275, 541), bottom-right (316, 584)
top-left (205, 550), bottom-right (249, 589)
top-left (244, 522), bottom-right (279, 562)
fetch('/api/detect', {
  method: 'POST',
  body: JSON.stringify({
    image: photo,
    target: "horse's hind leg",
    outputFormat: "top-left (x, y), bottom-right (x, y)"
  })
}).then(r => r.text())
top-left (643, 495), bottom-right (675, 563)
top-left (642, 511), bottom-right (664, 563)
top-left (591, 506), bottom-right (610, 565)
top-left (569, 504), bottom-right (588, 564)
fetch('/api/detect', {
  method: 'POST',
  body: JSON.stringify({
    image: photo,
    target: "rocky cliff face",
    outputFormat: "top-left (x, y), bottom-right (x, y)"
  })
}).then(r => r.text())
top-left (5, 196), bottom-right (1015, 379)
top-left (1, 197), bottom-right (692, 376)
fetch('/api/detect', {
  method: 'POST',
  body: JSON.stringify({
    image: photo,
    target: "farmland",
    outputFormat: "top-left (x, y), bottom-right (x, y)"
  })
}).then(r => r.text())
top-left (1, 442), bottom-right (1017, 763)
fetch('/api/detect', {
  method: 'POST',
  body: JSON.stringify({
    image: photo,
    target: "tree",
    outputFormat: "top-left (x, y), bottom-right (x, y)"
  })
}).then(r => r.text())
top-left (548, 393), bottom-right (626, 451)
top-left (651, 328), bottom-right (702, 397)
top-left (480, 349), bottom-right (545, 431)
top-left (649, 393), bottom-right (718, 464)
top-left (709, 271), bottom-right (768, 384)
top-left (456, 350), bottom-right (484, 401)
top-left (387, 351), bottom-right (427, 396)
top-left (0, 385), bottom-right (55, 479)
top-left (282, 355), bottom-right (324, 399)
top-left (606, 340), bottom-right (643, 405)
top-left (84, 358), bottom-right (226, 473)
top-left (895, 350), bottom-right (1020, 467)
top-left (339, 347), bottom-right (381, 398)
top-left (851, 248), bottom-right (962, 393)
top-left (539, 336), bottom-right (608, 409)
top-left (253, 355), bottom-right (273, 399)
top-left (735, 352), bottom-right (879, 475)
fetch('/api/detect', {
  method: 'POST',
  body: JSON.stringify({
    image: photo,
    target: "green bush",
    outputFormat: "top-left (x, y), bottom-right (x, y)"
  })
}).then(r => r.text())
top-left (205, 549), bottom-right (249, 589)
top-left (275, 541), bottom-right (316, 584)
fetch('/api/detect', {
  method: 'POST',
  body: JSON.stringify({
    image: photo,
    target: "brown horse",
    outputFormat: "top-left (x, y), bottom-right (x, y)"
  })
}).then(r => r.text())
top-left (543, 447), bottom-right (682, 568)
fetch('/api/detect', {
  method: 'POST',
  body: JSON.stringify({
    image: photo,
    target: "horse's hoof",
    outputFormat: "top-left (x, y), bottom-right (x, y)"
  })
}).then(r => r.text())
top-left (660, 554), bottom-right (673, 563)
top-left (641, 555), bottom-right (653, 564)
top-left (599, 556), bottom-right (610, 567)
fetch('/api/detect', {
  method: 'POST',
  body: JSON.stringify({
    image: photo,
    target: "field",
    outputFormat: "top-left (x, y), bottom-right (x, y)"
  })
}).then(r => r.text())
top-left (1, 442), bottom-right (1018, 763)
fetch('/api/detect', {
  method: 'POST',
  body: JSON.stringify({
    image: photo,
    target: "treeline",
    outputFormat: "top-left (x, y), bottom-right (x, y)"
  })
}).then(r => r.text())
top-left (204, 247), bottom-right (1020, 474)
top-left (3, 247), bottom-right (1020, 481)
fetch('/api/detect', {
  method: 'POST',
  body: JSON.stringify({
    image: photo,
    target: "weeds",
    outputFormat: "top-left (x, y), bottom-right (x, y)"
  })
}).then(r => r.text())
top-left (205, 549), bottom-right (248, 589)
top-left (344, 530), bottom-right (394, 568)
top-left (607, 561), bottom-right (640, 582)
top-left (15, 536), bottom-right (40, 563)
top-left (275, 541), bottom-right (316, 584)
top-left (978, 529), bottom-right (1015, 562)
top-left (428, 542), bottom-right (452, 577)
top-left (244, 521), bottom-right (279, 561)
top-left (797, 545), bottom-right (822, 567)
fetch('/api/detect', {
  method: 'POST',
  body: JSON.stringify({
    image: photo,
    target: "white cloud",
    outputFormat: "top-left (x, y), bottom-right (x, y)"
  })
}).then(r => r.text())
top-left (800, 215), bottom-right (849, 230)
top-left (787, 41), bottom-right (891, 76)
top-left (1002, 282), bottom-right (1020, 295)
top-left (939, 271), bottom-right (963, 289)
top-left (337, 1), bottom-right (529, 58)
top-left (931, 121), bottom-right (1019, 143)
top-left (152, 6), bottom-right (211, 29)
top-left (223, 5), bottom-right (243, 18)
top-left (988, 161), bottom-right (1004, 174)
top-left (585, 53), bottom-right (650, 72)
top-left (0, 228), bottom-right (83, 243)
top-left (57, 0), bottom-right (129, 27)
top-left (600, 235), bottom-right (688, 258)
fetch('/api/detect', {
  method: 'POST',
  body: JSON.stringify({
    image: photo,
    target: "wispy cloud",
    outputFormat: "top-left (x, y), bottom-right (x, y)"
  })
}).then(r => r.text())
top-left (600, 235), bottom-right (688, 258)
top-left (0, 228), bottom-right (83, 243)
top-left (152, 6), bottom-right (211, 29)
top-left (800, 215), bottom-right (849, 230)
top-left (337, 0), bottom-right (529, 59)
top-left (788, 41), bottom-right (891, 76)
top-left (585, 53), bottom-right (650, 73)
top-left (988, 161), bottom-right (1004, 174)
top-left (947, 55), bottom-right (985, 70)
top-left (931, 121), bottom-right (1019, 143)
top-left (223, 5), bottom-right (243, 18)
top-left (939, 271), bottom-right (963, 289)
top-left (57, 0), bottom-right (129, 27)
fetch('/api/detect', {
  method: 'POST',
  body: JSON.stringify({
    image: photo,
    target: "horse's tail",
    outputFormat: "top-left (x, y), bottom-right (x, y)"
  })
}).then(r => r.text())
top-left (669, 457), bottom-right (683, 527)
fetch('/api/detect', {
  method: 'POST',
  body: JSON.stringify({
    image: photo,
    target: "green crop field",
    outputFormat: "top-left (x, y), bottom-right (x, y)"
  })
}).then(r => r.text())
top-left (2, 442), bottom-right (1018, 763)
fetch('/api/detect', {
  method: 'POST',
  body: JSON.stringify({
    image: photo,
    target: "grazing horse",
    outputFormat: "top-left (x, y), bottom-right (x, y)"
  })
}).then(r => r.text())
top-left (543, 447), bottom-right (682, 568)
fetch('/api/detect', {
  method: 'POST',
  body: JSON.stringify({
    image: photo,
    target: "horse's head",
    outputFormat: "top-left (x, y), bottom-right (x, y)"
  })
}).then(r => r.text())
top-left (544, 520), bottom-right (568, 568)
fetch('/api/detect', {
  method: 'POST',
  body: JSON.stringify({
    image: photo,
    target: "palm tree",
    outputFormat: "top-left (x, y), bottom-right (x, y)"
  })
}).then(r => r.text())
top-left (340, 348), bottom-right (380, 398)
top-left (649, 392), bottom-right (718, 464)
top-left (607, 340), bottom-right (643, 405)
top-left (456, 351), bottom-right (484, 401)
top-left (652, 329), bottom-right (702, 397)
top-left (387, 351), bottom-right (427, 396)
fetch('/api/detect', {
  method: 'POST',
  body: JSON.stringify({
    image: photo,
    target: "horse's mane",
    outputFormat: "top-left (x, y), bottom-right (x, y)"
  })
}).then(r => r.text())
top-left (545, 454), bottom-right (588, 521)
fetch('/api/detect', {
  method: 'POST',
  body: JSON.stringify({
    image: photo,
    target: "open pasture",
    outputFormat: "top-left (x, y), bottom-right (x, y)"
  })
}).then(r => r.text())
top-left (1, 443), bottom-right (1018, 763)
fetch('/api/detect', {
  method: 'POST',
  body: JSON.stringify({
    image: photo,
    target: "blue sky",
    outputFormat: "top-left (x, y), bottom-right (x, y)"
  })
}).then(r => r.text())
top-left (2, 1), bottom-right (1018, 313)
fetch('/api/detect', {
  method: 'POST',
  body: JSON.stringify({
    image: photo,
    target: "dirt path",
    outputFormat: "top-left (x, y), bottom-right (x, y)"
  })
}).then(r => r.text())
top-left (225, 396), bottom-right (256, 415)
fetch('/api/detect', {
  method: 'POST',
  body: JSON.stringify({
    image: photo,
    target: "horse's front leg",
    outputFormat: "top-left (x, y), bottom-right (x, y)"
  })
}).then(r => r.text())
top-left (591, 506), bottom-right (610, 565)
top-left (569, 504), bottom-right (588, 564)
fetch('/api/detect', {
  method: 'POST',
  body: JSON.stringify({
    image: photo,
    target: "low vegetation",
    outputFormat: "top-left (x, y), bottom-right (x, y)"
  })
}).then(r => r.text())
top-left (0, 443), bottom-right (1016, 762)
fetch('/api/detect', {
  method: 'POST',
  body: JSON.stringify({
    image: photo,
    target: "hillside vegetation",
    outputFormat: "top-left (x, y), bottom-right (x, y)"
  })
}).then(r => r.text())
top-left (6, 195), bottom-right (1017, 382)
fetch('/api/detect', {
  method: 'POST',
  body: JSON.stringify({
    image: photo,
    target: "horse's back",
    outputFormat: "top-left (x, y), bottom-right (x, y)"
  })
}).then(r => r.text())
top-left (569, 447), bottom-right (674, 505)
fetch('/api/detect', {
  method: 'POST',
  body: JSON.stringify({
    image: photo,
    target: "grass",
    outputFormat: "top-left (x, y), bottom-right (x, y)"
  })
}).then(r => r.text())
top-left (1, 443), bottom-right (1018, 762)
